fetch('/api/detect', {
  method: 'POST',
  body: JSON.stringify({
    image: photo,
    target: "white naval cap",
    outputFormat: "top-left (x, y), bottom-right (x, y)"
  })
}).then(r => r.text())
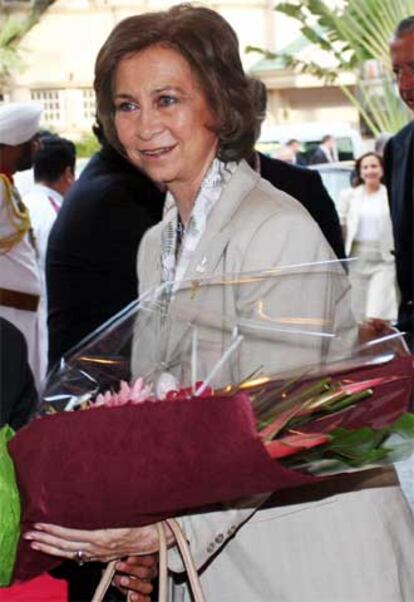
top-left (0, 102), bottom-right (43, 146)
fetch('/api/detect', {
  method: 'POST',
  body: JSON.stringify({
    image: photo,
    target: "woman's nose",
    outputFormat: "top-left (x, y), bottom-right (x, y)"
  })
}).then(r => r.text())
top-left (135, 109), bottom-right (163, 141)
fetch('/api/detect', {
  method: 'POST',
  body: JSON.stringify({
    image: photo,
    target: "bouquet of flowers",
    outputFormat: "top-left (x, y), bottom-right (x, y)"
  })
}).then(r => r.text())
top-left (1, 263), bottom-right (413, 585)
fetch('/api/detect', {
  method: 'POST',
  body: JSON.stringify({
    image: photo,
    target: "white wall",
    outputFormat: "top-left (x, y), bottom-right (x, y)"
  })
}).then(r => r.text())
top-left (9, 0), bottom-right (357, 137)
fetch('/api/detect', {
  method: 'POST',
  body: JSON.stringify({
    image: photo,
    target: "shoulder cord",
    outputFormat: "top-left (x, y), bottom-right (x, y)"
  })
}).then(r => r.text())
top-left (0, 174), bottom-right (33, 255)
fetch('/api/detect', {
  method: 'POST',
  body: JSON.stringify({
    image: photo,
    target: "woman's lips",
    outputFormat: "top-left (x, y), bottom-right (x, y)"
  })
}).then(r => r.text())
top-left (140, 144), bottom-right (177, 158)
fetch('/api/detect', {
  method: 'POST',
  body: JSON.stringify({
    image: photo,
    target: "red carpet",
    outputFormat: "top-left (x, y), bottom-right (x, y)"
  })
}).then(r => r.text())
top-left (0, 574), bottom-right (67, 601)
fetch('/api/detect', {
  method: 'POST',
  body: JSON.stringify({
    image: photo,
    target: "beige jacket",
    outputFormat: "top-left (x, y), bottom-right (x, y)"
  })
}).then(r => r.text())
top-left (131, 162), bottom-right (413, 601)
top-left (134, 160), bottom-right (355, 385)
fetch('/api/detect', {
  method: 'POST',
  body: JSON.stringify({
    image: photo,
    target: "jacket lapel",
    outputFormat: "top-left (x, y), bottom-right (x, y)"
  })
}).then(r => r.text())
top-left (163, 160), bottom-right (261, 363)
top-left (392, 128), bottom-right (412, 224)
top-left (183, 160), bottom-right (260, 280)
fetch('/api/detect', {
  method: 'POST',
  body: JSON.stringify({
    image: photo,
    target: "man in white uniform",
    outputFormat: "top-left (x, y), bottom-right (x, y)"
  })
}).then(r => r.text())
top-left (24, 136), bottom-right (76, 273)
top-left (0, 102), bottom-right (43, 387)
top-left (23, 136), bottom-right (76, 371)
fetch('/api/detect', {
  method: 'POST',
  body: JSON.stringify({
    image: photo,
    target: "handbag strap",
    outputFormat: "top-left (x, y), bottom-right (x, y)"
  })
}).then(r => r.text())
top-left (157, 522), bottom-right (168, 602)
top-left (165, 518), bottom-right (205, 602)
top-left (90, 519), bottom-right (205, 602)
top-left (91, 560), bottom-right (117, 602)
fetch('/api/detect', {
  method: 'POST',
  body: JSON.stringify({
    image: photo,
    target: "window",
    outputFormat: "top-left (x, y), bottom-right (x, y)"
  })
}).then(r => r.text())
top-left (31, 89), bottom-right (62, 124)
top-left (82, 88), bottom-right (96, 121)
top-left (2, 0), bottom-right (33, 5)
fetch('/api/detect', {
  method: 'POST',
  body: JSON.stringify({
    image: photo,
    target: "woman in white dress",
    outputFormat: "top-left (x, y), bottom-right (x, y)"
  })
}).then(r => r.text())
top-left (339, 152), bottom-right (398, 322)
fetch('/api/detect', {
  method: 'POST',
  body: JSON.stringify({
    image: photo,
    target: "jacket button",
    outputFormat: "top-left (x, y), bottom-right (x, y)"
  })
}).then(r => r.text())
top-left (227, 525), bottom-right (236, 536)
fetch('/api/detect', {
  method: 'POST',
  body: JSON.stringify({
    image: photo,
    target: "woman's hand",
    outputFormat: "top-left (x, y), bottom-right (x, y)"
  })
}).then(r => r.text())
top-left (359, 319), bottom-right (410, 357)
top-left (24, 522), bottom-right (174, 563)
top-left (113, 554), bottom-right (158, 601)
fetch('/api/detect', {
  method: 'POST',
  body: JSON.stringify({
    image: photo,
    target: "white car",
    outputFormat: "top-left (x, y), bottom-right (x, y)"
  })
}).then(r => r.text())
top-left (309, 161), bottom-right (355, 209)
top-left (257, 121), bottom-right (364, 163)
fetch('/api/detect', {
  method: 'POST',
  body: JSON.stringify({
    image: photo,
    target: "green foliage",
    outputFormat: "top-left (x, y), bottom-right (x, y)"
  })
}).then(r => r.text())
top-left (0, 0), bottom-right (55, 90)
top-left (0, 426), bottom-right (20, 587)
top-left (275, 0), bottom-right (413, 66)
top-left (249, 0), bottom-right (414, 134)
top-left (75, 132), bottom-right (100, 158)
top-left (285, 413), bottom-right (414, 476)
top-left (391, 413), bottom-right (414, 438)
top-left (0, 17), bottom-right (30, 84)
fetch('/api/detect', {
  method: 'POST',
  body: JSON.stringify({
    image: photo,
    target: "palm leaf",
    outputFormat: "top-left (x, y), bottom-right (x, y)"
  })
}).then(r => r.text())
top-left (0, 1), bottom-right (55, 89)
top-left (249, 0), bottom-right (414, 134)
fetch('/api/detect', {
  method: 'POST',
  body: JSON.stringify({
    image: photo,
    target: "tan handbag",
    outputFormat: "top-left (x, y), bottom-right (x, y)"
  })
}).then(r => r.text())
top-left (91, 518), bottom-right (205, 602)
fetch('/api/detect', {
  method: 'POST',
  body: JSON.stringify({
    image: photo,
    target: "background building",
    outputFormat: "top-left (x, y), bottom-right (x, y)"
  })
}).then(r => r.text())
top-left (2, 0), bottom-right (359, 140)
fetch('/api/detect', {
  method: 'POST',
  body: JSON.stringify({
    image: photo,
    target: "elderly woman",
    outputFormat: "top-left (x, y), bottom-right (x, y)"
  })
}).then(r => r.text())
top-left (26, 5), bottom-right (414, 602)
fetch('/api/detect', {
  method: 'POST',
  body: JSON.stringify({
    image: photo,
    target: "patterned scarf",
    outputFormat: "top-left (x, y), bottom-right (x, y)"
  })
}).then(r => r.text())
top-left (159, 159), bottom-right (237, 315)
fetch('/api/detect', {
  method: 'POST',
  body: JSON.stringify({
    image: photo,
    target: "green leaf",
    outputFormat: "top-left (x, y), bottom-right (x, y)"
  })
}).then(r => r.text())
top-left (0, 425), bottom-right (20, 587)
top-left (0, 1), bottom-right (55, 91)
top-left (276, 3), bottom-right (304, 20)
top-left (267, 0), bottom-right (414, 134)
top-left (300, 26), bottom-right (332, 51)
top-left (390, 414), bottom-right (414, 439)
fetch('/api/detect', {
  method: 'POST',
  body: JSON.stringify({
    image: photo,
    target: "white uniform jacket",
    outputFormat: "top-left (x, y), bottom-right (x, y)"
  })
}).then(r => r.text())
top-left (24, 183), bottom-right (63, 380)
top-left (0, 178), bottom-right (42, 386)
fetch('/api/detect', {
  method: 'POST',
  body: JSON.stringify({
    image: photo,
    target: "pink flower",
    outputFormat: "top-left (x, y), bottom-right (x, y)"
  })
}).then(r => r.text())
top-left (90, 375), bottom-right (213, 409)
top-left (91, 378), bottom-right (153, 409)
top-left (265, 432), bottom-right (330, 459)
top-left (130, 377), bottom-right (153, 402)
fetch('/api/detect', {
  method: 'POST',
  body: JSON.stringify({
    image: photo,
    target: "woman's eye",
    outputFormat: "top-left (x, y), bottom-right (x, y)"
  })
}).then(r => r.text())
top-left (158, 95), bottom-right (177, 108)
top-left (115, 101), bottom-right (138, 113)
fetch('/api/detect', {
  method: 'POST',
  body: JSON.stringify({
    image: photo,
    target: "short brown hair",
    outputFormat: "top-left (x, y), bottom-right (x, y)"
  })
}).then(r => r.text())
top-left (94, 3), bottom-right (264, 162)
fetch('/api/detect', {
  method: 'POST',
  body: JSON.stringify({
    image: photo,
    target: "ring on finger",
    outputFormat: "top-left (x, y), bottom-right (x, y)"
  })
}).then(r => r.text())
top-left (74, 549), bottom-right (87, 566)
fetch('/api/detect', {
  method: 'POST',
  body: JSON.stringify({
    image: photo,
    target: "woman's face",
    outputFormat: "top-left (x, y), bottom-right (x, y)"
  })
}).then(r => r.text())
top-left (113, 44), bottom-right (219, 199)
top-left (359, 155), bottom-right (383, 186)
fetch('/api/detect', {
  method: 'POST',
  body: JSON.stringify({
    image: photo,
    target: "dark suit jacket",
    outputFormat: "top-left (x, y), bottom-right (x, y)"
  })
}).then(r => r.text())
top-left (46, 144), bottom-right (165, 368)
top-left (295, 152), bottom-right (308, 166)
top-left (384, 122), bottom-right (414, 348)
top-left (259, 153), bottom-right (345, 260)
top-left (0, 317), bottom-right (37, 430)
top-left (309, 146), bottom-right (330, 165)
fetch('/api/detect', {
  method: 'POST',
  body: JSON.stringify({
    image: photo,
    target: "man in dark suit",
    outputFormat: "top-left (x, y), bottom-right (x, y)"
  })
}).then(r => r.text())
top-left (258, 152), bottom-right (345, 261)
top-left (286, 138), bottom-right (307, 165)
top-left (46, 128), bottom-right (166, 369)
top-left (309, 135), bottom-right (338, 165)
top-left (384, 16), bottom-right (414, 349)
top-left (0, 317), bottom-right (37, 430)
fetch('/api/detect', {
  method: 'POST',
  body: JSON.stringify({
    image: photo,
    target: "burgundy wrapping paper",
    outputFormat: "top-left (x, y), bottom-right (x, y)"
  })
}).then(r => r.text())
top-left (8, 356), bottom-right (414, 582)
top-left (9, 393), bottom-right (316, 582)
